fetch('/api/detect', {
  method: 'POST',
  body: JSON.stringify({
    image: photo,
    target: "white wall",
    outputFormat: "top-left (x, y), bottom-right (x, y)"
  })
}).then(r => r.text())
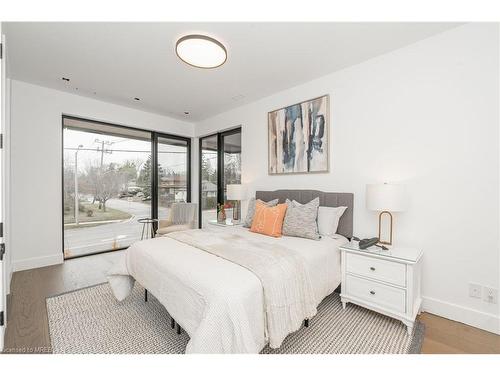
top-left (196, 23), bottom-right (500, 333)
top-left (9, 80), bottom-right (194, 271)
top-left (3, 77), bottom-right (11, 296)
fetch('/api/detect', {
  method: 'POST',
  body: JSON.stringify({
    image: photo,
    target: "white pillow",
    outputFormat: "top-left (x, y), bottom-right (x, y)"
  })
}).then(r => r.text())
top-left (317, 206), bottom-right (348, 237)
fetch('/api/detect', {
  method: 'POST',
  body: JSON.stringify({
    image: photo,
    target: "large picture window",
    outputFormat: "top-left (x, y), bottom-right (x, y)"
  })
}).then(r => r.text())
top-left (62, 116), bottom-right (190, 259)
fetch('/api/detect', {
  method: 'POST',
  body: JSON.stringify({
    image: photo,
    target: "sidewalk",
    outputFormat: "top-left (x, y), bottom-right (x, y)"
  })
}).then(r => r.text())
top-left (64, 218), bottom-right (126, 227)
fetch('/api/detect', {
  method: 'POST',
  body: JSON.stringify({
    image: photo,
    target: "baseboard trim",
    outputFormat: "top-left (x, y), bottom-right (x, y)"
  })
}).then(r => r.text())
top-left (12, 253), bottom-right (63, 272)
top-left (422, 295), bottom-right (499, 335)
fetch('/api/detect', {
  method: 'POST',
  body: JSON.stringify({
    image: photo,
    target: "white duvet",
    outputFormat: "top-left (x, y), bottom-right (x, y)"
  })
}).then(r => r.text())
top-left (107, 226), bottom-right (347, 354)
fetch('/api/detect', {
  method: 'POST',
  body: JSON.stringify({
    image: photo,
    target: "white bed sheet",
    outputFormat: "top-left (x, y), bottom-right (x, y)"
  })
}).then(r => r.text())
top-left (113, 226), bottom-right (348, 353)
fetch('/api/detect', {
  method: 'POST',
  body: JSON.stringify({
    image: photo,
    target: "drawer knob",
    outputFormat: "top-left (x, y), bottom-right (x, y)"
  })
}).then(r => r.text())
top-left (370, 267), bottom-right (376, 271)
top-left (369, 290), bottom-right (376, 295)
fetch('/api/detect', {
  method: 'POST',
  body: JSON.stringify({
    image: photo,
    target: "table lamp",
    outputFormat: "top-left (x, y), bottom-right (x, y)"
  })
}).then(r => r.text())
top-left (227, 184), bottom-right (244, 223)
top-left (366, 183), bottom-right (407, 246)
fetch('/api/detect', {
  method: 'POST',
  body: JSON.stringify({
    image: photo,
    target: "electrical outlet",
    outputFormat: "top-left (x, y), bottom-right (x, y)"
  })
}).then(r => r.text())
top-left (483, 286), bottom-right (498, 304)
top-left (469, 283), bottom-right (482, 299)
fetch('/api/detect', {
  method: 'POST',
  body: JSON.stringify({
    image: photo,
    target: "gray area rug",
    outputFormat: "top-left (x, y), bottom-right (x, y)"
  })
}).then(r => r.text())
top-left (46, 283), bottom-right (424, 354)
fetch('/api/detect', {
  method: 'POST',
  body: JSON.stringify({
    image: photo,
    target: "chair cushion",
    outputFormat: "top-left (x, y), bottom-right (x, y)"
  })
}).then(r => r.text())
top-left (169, 202), bottom-right (197, 225)
top-left (156, 224), bottom-right (192, 235)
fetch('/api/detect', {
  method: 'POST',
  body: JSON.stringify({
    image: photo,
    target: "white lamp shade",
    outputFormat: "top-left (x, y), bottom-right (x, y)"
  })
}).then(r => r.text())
top-left (226, 184), bottom-right (244, 200)
top-left (366, 183), bottom-right (407, 212)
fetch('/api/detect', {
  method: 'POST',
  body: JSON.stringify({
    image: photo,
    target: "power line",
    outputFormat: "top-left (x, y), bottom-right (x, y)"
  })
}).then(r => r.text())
top-left (64, 147), bottom-right (187, 154)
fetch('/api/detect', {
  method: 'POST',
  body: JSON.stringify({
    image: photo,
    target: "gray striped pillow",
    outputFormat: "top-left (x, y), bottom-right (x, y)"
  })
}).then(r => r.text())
top-left (282, 197), bottom-right (320, 240)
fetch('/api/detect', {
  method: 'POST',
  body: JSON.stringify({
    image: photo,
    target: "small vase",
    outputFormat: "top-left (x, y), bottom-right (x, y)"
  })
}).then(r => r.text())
top-left (217, 208), bottom-right (226, 223)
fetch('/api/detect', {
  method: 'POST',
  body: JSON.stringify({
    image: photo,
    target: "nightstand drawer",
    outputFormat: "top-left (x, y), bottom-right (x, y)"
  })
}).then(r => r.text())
top-left (346, 252), bottom-right (406, 287)
top-left (345, 274), bottom-right (406, 314)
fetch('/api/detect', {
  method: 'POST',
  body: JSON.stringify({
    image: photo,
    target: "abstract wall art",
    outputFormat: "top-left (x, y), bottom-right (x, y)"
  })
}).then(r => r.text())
top-left (268, 94), bottom-right (329, 174)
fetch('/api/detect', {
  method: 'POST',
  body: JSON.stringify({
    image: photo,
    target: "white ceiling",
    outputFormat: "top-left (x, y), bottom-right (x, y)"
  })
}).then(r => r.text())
top-left (4, 22), bottom-right (461, 121)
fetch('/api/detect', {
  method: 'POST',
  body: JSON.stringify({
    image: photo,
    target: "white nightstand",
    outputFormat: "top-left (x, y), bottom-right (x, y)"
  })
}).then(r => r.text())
top-left (339, 242), bottom-right (423, 334)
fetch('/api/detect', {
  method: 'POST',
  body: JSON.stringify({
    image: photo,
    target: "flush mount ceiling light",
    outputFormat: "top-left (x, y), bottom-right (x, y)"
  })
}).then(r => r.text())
top-left (175, 34), bottom-right (227, 69)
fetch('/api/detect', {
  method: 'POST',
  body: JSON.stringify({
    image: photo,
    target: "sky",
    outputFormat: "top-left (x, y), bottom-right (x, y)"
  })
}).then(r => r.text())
top-left (63, 128), bottom-right (187, 173)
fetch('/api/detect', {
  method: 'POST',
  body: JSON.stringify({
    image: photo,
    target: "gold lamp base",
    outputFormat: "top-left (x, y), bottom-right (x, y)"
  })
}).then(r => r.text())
top-left (378, 211), bottom-right (393, 245)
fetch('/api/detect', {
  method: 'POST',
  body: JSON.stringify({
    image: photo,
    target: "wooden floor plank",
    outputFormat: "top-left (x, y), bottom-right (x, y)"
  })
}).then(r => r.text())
top-left (3, 250), bottom-right (500, 354)
top-left (418, 312), bottom-right (500, 354)
top-left (4, 251), bottom-right (124, 353)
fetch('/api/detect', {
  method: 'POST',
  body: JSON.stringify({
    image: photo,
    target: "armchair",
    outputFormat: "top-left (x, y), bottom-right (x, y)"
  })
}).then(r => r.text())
top-left (156, 202), bottom-right (198, 236)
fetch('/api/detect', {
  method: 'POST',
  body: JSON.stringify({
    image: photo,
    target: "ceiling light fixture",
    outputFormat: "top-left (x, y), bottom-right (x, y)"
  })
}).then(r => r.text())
top-left (175, 34), bottom-right (227, 69)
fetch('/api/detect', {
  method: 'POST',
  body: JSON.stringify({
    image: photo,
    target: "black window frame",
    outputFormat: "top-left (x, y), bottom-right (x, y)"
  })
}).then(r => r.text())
top-left (61, 114), bottom-right (191, 259)
top-left (198, 127), bottom-right (241, 228)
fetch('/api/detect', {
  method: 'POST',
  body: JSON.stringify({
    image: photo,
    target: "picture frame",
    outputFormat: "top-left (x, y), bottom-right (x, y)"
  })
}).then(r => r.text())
top-left (268, 94), bottom-right (330, 175)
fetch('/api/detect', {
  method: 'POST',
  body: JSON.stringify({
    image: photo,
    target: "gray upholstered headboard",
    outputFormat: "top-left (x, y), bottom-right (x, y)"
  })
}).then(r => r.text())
top-left (255, 189), bottom-right (354, 239)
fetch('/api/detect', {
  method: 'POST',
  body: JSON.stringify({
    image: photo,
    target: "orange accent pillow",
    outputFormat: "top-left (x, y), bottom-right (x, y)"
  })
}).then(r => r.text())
top-left (250, 202), bottom-right (288, 237)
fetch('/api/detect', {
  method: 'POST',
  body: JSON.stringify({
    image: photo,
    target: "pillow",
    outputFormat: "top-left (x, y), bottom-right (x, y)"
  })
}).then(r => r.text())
top-left (282, 197), bottom-right (320, 240)
top-left (250, 202), bottom-right (288, 237)
top-left (317, 206), bottom-right (348, 237)
top-left (243, 197), bottom-right (279, 227)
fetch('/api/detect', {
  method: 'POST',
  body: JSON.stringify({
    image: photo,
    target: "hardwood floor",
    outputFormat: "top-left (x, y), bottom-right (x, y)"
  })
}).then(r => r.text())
top-left (419, 312), bottom-right (500, 354)
top-left (3, 251), bottom-right (123, 353)
top-left (3, 251), bottom-right (500, 354)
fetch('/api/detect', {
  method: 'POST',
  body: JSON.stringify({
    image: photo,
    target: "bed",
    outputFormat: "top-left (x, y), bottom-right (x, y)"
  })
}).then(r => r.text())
top-left (108, 190), bottom-right (354, 354)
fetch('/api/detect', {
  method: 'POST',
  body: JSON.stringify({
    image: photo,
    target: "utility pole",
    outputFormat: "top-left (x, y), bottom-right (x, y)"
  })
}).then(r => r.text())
top-left (94, 139), bottom-right (114, 169)
top-left (94, 139), bottom-right (113, 208)
top-left (74, 145), bottom-right (83, 225)
top-left (98, 140), bottom-right (105, 168)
